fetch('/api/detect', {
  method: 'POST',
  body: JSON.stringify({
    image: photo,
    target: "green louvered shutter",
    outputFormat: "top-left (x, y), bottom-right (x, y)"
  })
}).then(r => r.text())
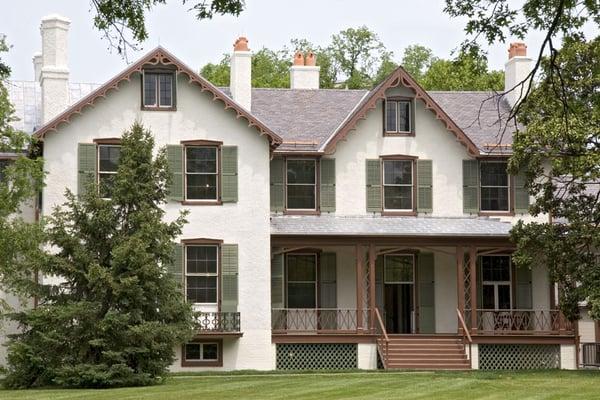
top-left (319, 252), bottom-right (337, 330)
top-left (366, 159), bottom-right (382, 212)
top-left (418, 252), bottom-right (435, 333)
top-left (221, 244), bottom-right (239, 312)
top-left (221, 146), bottom-right (238, 203)
top-left (514, 171), bottom-right (530, 214)
top-left (320, 158), bottom-right (336, 212)
top-left (417, 159), bottom-right (433, 213)
top-left (375, 255), bottom-right (384, 312)
top-left (515, 267), bottom-right (533, 309)
top-left (167, 243), bottom-right (184, 295)
top-left (77, 143), bottom-right (97, 196)
top-left (271, 253), bottom-right (285, 308)
top-left (463, 159), bottom-right (479, 214)
top-left (167, 145), bottom-right (183, 201)
top-left (270, 158), bottom-right (285, 212)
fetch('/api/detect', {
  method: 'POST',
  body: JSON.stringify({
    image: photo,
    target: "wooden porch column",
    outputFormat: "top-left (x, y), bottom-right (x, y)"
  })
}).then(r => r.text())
top-left (469, 246), bottom-right (478, 333)
top-left (356, 244), bottom-right (363, 332)
top-left (369, 243), bottom-right (376, 331)
top-left (456, 246), bottom-right (465, 333)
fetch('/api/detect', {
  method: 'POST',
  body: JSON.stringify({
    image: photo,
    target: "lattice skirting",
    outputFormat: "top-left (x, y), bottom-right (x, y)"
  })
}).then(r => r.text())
top-left (276, 343), bottom-right (357, 370)
top-left (479, 344), bottom-right (560, 370)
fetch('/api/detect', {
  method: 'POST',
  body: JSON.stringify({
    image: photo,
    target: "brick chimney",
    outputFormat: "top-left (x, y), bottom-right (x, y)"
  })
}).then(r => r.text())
top-left (230, 36), bottom-right (252, 110)
top-left (290, 51), bottom-right (320, 90)
top-left (504, 42), bottom-right (533, 108)
top-left (39, 14), bottom-right (71, 124)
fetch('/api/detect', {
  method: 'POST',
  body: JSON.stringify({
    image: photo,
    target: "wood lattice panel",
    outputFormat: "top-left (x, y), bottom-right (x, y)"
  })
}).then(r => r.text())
top-left (276, 344), bottom-right (358, 370)
top-left (479, 344), bottom-right (560, 370)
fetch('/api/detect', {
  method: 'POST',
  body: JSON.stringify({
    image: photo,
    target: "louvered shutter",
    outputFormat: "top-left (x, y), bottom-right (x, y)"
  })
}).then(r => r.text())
top-left (319, 252), bottom-right (337, 330)
top-left (167, 243), bottom-right (184, 295)
top-left (271, 253), bottom-right (285, 308)
top-left (375, 255), bottom-right (384, 312)
top-left (366, 159), bottom-right (382, 212)
top-left (418, 252), bottom-right (435, 333)
top-left (514, 171), bottom-right (530, 214)
top-left (221, 244), bottom-right (238, 312)
top-left (320, 158), bottom-right (336, 212)
top-left (417, 159), bottom-right (433, 213)
top-left (515, 267), bottom-right (533, 309)
top-left (463, 160), bottom-right (479, 214)
top-left (167, 145), bottom-right (183, 201)
top-left (77, 143), bottom-right (97, 196)
top-left (221, 146), bottom-right (238, 203)
top-left (270, 158), bottom-right (285, 212)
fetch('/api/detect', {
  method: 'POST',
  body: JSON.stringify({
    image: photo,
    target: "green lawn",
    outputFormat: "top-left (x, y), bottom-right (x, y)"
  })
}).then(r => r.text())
top-left (1, 370), bottom-right (600, 400)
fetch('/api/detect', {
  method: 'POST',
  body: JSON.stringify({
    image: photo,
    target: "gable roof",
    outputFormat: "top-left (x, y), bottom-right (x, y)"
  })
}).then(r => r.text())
top-left (32, 47), bottom-right (283, 148)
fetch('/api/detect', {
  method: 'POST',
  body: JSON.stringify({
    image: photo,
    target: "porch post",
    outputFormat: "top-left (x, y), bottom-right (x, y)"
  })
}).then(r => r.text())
top-left (356, 244), bottom-right (363, 332)
top-left (369, 243), bottom-right (376, 331)
top-left (456, 246), bottom-right (465, 333)
top-left (469, 246), bottom-right (478, 333)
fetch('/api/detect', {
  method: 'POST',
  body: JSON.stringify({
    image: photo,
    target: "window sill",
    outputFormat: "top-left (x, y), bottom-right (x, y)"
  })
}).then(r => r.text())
top-left (383, 131), bottom-right (415, 137)
top-left (181, 200), bottom-right (223, 206)
top-left (381, 211), bottom-right (417, 217)
top-left (181, 359), bottom-right (223, 367)
top-left (141, 106), bottom-right (177, 112)
top-left (478, 211), bottom-right (515, 217)
top-left (283, 210), bottom-right (321, 216)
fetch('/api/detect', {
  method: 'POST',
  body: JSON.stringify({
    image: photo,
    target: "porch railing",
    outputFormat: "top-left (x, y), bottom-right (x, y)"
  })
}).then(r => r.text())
top-left (582, 343), bottom-right (600, 367)
top-left (193, 311), bottom-right (241, 333)
top-left (466, 309), bottom-right (573, 335)
top-left (271, 308), bottom-right (368, 333)
top-left (374, 308), bottom-right (389, 369)
top-left (456, 308), bottom-right (472, 367)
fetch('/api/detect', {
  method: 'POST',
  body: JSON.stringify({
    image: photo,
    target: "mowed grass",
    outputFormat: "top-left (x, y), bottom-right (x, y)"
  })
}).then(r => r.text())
top-left (1, 370), bottom-right (600, 400)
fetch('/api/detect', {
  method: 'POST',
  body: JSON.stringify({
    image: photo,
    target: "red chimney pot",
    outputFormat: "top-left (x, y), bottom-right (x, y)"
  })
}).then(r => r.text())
top-left (508, 42), bottom-right (527, 59)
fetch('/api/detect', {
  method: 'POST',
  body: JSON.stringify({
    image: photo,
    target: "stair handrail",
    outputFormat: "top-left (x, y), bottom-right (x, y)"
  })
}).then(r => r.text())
top-left (374, 308), bottom-right (389, 369)
top-left (456, 308), bottom-right (472, 368)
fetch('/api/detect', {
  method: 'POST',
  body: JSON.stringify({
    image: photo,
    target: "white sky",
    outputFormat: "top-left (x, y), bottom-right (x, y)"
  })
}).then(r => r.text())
top-left (1, 0), bottom-right (595, 83)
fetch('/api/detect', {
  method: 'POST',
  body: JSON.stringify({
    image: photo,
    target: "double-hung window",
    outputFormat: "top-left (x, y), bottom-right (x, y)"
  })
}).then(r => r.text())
top-left (383, 159), bottom-right (413, 211)
top-left (286, 159), bottom-right (317, 210)
top-left (481, 256), bottom-right (512, 310)
top-left (98, 144), bottom-right (121, 198)
top-left (185, 146), bottom-right (219, 201)
top-left (480, 161), bottom-right (509, 212)
top-left (286, 253), bottom-right (317, 309)
top-left (185, 245), bottom-right (218, 304)
top-left (143, 71), bottom-right (175, 108)
top-left (385, 99), bottom-right (412, 134)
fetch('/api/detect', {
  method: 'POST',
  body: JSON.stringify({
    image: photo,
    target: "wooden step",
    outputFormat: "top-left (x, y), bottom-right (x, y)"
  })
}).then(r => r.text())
top-left (387, 364), bottom-right (471, 370)
top-left (387, 353), bottom-right (467, 360)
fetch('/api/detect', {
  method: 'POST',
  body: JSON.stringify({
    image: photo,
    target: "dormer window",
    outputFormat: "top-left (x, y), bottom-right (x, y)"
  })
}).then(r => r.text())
top-left (142, 71), bottom-right (175, 109)
top-left (385, 98), bottom-right (414, 135)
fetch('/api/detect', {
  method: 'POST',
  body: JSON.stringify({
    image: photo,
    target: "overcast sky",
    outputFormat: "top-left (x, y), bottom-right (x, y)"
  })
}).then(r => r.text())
top-left (1, 0), bottom-right (593, 83)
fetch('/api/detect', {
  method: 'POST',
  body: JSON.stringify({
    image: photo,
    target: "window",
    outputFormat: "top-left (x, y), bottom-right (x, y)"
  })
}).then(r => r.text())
top-left (384, 255), bottom-right (414, 284)
top-left (385, 99), bottom-right (412, 133)
top-left (0, 159), bottom-right (11, 182)
top-left (286, 159), bottom-right (317, 210)
top-left (143, 72), bottom-right (174, 108)
top-left (287, 254), bottom-right (317, 308)
top-left (481, 256), bottom-right (512, 310)
top-left (185, 245), bottom-right (218, 304)
top-left (480, 161), bottom-right (509, 212)
top-left (383, 159), bottom-right (413, 211)
top-left (184, 342), bottom-right (219, 361)
top-left (185, 146), bottom-right (218, 201)
top-left (98, 145), bottom-right (121, 198)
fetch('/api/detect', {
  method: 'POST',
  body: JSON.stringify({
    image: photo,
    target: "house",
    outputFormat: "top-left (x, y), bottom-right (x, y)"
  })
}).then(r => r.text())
top-left (4, 14), bottom-right (597, 371)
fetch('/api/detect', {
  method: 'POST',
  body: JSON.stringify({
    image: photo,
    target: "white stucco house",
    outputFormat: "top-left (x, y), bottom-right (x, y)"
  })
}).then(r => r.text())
top-left (3, 14), bottom-right (599, 371)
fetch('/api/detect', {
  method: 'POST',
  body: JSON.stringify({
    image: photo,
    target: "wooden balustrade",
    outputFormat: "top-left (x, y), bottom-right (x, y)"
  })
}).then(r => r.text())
top-left (374, 308), bottom-right (389, 369)
top-left (271, 308), bottom-right (368, 333)
top-left (582, 343), bottom-right (600, 367)
top-left (466, 309), bottom-right (573, 335)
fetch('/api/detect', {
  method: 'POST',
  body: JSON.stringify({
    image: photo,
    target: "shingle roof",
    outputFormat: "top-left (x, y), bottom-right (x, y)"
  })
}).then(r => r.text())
top-left (271, 215), bottom-right (512, 237)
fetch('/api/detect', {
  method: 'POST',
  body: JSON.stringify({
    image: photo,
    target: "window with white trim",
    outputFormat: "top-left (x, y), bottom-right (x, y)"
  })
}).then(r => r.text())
top-left (481, 256), bottom-right (512, 310)
top-left (143, 72), bottom-right (174, 108)
top-left (98, 145), bottom-right (121, 198)
top-left (383, 159), bottom-right (413, 211)
top-left (185, 245), bottom-right (218, 304)
top-left (480, 161), bottom-right (509, 212)
top-left (385, 99), bottom-right (412, 133)
top-left (286, 159), bottom-right (317, 210)
top-left (184, 342), bottom-right (219, 361)
top-left (185, 146), bottom-right (219, 201)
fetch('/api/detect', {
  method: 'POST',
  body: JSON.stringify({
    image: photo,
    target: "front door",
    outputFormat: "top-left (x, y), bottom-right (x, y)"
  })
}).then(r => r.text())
top-left (383, 254), bottom-right (415, 334)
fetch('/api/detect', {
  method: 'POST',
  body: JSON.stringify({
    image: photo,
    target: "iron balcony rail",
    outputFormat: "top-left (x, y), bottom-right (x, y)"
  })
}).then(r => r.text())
top-left (271, 308), bottom-right (369, 332)
top-left (465, 309), bottom-right (573, 335)
top-left (582, 343), bottom-right (600, 367)
top-left (193, 311), bottom-right (241, 333)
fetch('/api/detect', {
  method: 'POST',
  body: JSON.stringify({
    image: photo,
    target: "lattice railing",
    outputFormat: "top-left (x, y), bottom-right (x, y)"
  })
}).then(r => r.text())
top-left (193, 311), bottom-right (241, 333)
top-left (468, 309), bottom-right (573, 335)
top-left (479, 344), bottom-right (560, 369)
top-left (271, 308), bottom-right (368, 332)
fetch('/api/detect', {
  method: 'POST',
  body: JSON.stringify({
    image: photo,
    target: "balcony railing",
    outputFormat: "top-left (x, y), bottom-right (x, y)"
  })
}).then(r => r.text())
top-left (582, 343), bottom-right (600, 367)
top-left (466, 309), bottom-right (573, 335)
top-left (193, 311), bottom-right (241, 333)
top-left (272, 308), bottom-right (368, 333)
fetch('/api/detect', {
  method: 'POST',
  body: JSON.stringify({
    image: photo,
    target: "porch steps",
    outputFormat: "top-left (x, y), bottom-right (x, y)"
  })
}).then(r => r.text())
top-left (381, 336), bottom-right (471, 370)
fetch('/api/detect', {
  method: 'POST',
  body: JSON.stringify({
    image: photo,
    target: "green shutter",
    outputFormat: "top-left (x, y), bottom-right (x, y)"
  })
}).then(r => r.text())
top-left (221, 146), bottom-right (238, 203)
top-left (515, 267), bottom-right (533, 309)
top-left (463, 159), bottom-right (479, 214)
top-left (320, 158), bottom-right (336, 212)
top-left (271, 253), bottom-right (285, 308)
top-left (417, 159), bottom-right (433, 213)
top-left (514, 171), bottom-right (530, 214)
top-left (319, 253), bottom-right (337, 308)
top-left (375, 255), bottom-right (384, 312)
top-left (221, 244), bottom-right (239, 312)
top-left (418, 252), bottom-right (435, 333)
top-left (270, 158), bottom-right (285, 212)
top-left (167, 145), bottom-right (183, 201)
top-left (366, 159), bottom-right (382, 212)
top-left (77, 143), bottom-right (97, 197)
top-left (168, 243), bottom-right (184, 294)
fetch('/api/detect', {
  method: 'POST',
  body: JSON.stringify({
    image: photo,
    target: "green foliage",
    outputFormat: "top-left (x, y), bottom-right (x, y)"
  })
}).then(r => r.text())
top-left (3, 123), bottom-right (194, 388)
top-left (509, 37), bottom-right (600, 321)
top-left (400, 45), bottom-right (434, 82)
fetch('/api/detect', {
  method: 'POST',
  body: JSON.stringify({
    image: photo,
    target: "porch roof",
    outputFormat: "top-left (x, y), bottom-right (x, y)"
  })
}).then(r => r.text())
top-left (271, 215), bottom-right (512, 237)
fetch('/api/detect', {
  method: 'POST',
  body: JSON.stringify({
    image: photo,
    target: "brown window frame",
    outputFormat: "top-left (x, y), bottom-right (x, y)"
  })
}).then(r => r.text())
top-left (141, 68), bottom-right (177, 111)
top-left (284, 157), bottom-right (320, 215)
top-left (285, 252), bottom-right (319, 309)
top-left (380, 155), bottom-right (418, 216)
top-left (383, 97), bottom-right (415, 136)
top-left (93, 139), bottom-right (122, 200)
top-left (181, 339), bottom-right (223, 367)
top-left (478, 159), bottom-right (514, 216)
top-left (184, 241), bottom-right (221, 306)
top-left (182, 140), bottom-right (222, 205)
